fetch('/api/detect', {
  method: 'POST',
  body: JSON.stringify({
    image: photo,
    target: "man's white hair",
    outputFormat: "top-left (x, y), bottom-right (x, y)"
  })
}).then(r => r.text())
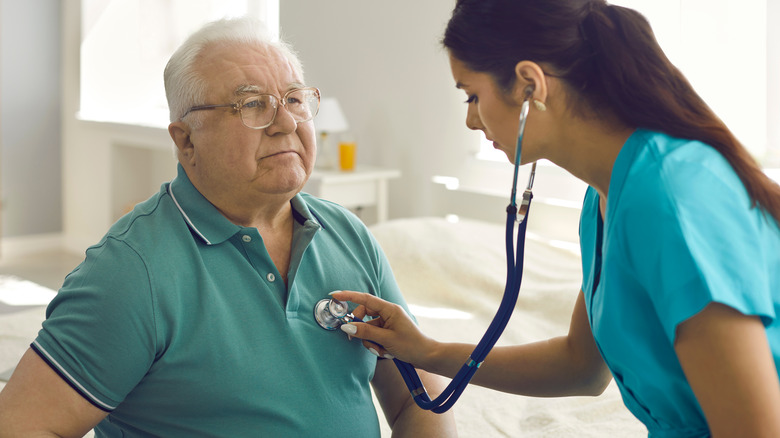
top-left (164, 16), bottom-right (304, 125)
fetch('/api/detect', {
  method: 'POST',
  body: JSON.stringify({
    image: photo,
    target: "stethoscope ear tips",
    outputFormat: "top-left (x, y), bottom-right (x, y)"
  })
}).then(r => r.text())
top-left (314, 298), bottom-right (351, 330)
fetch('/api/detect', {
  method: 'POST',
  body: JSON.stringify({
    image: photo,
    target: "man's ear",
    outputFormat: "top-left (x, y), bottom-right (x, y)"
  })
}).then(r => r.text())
top-left (168, 121), bottom-right (195, 164)
top-left (512, 61), bottom-right (548, 104)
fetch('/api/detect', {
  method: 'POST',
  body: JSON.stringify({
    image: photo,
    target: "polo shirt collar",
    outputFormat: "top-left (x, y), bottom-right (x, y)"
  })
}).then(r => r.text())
top-left (167, 164), bottom-right (321, 245)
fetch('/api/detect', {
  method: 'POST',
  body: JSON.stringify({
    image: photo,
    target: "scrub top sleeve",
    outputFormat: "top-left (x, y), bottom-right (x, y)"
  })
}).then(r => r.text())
top-left (34, 237), bottom-right (157, 410)
top-left (579, 187), bottom-right (600, 294)
top-left (620, 160), bottom-right (775, 344)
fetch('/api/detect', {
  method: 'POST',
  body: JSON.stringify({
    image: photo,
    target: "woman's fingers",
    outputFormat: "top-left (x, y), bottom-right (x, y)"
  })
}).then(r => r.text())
top-left (339, 323), bottom-right (394, 359)
top-left (331, 290), bottom-right (433, 365)
top-left (364, 340), bottom-right (395, 360)
top-left (331, 290), bottom-right (395, 319)
top-left (332, 291), bottom-right (431, 364)
top-left (340, 318), bottom-right (386, 343)
top-left (350, 304), bottom-right (368, 320)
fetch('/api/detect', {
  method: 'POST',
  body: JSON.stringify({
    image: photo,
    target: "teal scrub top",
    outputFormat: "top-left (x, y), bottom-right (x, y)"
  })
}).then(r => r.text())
top-left (33, 165), bottom-right (410, 437)
top-left (579, 129), bottom-right (780, 437)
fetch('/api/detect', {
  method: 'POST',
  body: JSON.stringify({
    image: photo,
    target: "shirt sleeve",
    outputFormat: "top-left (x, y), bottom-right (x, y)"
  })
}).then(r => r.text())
top-left (579, 186), bottom-right (601, 295)
top-left (619, 153), bottom-right (776, 343)
top-left (33, 237), bottom-right (157, 411)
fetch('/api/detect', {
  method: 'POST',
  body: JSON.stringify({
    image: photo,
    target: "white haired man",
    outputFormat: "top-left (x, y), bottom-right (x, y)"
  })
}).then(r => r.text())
top-left (0, 17), bottom-right (455, 437)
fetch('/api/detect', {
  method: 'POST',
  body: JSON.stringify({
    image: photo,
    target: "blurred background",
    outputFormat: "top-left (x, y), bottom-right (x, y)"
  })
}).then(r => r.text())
top-left (1, 0), bottom-right (778, 257)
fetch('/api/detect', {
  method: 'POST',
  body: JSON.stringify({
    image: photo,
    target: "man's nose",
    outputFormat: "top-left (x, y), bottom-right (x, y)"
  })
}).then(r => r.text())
top-left (266, 104), bottom-right (297, 134)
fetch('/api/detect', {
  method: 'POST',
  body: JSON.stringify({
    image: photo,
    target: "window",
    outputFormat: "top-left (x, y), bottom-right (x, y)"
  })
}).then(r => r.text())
top-left (78, 0), bottom-right (279, 128)
top-left (477, 0), bottom-right (776, 165)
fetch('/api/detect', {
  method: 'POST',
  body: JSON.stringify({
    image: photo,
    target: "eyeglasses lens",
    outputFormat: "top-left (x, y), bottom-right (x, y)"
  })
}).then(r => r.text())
top-left (240, 89), bottom-right (320, 129)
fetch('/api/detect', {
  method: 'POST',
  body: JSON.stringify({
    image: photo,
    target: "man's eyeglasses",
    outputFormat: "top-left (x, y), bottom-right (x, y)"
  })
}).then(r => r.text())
top-left (181, 87), bottom-right (321, 130)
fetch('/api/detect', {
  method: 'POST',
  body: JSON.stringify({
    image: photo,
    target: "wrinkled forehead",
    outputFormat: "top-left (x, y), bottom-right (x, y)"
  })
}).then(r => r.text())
top-left (197, 41), bottom-right (304, 99)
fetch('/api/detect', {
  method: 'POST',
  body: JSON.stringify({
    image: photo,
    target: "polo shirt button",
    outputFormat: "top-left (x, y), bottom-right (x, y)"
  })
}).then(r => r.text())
top-left (242, 235), bottom-right (252, 243)
top-left (266, 273), bottom-right (275, 282)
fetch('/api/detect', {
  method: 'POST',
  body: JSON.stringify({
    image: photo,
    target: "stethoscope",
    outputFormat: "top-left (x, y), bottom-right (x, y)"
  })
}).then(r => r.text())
top-left (314, 97), bottom-right (537, 414)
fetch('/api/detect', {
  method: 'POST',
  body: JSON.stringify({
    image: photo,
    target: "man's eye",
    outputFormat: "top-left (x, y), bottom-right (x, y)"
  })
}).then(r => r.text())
top-left (243, 100), bottom-right (266, 110)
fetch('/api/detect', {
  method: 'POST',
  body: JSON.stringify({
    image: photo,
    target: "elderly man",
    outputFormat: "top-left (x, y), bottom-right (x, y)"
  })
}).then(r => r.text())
top-left (0, 17), bottom-right (455, 437)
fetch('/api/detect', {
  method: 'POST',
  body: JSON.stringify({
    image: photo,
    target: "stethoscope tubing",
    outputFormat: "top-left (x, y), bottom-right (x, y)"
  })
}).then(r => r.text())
top-left (389, 201), bottom-right (531, 413)
top-left (389, 99), bottom-right (536, 412)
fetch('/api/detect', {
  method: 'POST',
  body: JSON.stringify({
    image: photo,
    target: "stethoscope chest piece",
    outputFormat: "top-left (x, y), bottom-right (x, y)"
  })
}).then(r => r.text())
top-left (314, 298), bottom-right (351, 330)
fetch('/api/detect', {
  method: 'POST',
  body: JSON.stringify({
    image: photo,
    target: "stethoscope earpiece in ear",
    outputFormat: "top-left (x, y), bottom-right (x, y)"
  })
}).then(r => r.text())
top-left (523, 86), bottom-right (535, 100)
top-left (522, 86), bottom-right (546, 111)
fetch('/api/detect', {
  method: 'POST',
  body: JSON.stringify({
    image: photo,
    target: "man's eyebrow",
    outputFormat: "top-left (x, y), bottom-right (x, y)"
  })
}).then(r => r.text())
top-left (234, 83), bottom-right (308, 96)
top-left (235, 84), bottom-right (262, 95)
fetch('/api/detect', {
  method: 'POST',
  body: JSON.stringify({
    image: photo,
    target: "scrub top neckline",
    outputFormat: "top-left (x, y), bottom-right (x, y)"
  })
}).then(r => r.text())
top-left (604, 129), bottom-right (651, 235)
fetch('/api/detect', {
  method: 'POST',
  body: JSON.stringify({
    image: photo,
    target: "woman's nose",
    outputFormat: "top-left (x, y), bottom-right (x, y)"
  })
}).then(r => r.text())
top-left (465, 105), bottom-right (483, 131)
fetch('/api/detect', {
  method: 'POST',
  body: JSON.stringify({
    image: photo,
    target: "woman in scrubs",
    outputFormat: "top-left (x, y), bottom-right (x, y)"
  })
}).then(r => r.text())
top-left (333, 0), bottom-right (780, 436)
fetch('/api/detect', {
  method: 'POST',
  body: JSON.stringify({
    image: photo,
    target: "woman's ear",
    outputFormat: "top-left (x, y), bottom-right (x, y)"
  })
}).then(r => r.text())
top-left (168, 121), bottom-right (195, 165)
top-left (513, 61), bottom-right (548, 105)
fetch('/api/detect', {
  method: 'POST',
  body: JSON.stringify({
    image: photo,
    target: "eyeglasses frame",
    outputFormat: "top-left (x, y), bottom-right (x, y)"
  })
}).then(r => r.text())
top-left (180, 87), bottom-right (321, 130)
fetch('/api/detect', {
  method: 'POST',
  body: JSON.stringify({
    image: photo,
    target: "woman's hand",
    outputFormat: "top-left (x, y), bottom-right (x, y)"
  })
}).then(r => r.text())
top-left (330, 290), bottom-right (436, 367)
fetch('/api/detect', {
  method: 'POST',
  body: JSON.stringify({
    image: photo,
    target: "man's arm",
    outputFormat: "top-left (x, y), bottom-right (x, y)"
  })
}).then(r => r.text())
top-left (0, 348), bottom-right (107, 438)
top-left (371, 358), bottom-right (457, 437)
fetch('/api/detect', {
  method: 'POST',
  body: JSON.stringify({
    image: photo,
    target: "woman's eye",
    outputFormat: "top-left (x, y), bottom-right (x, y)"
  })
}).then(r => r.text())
top-left (465, 95), bottom-right (477, 104)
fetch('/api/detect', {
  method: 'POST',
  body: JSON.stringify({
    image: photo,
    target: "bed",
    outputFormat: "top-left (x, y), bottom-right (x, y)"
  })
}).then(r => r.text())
top-left (367, 213), bottom-right (646, 436)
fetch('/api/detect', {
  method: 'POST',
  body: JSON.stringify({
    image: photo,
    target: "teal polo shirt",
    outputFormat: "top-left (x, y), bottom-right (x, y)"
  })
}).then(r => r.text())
top-left (580, 129), bottom-right (780, 437)
top-left (33, 164), bottom-right (409, 437)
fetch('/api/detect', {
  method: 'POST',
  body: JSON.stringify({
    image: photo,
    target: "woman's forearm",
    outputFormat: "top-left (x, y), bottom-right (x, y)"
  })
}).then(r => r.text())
top-left (421, 336), bottom-right (612, 397)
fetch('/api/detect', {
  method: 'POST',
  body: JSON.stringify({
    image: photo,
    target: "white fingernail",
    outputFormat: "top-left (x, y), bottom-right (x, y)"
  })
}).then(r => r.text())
top-left (328, 290), bottom-right (341, 296)
top-left (340, 323), bottom-right (357, 335)
top-left (383, 353), bottom-right (395, 360)
top-left (369, 348), bottom-right (380, 357)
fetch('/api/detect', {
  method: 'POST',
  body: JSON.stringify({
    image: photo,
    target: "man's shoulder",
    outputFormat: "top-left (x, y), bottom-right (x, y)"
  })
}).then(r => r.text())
top-left (97, 184), bottom-right (193, 255)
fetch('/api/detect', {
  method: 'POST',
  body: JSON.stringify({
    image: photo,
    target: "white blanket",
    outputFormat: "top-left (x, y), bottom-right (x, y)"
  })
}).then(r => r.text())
top-left (369, 217), bottom-right (646, 437)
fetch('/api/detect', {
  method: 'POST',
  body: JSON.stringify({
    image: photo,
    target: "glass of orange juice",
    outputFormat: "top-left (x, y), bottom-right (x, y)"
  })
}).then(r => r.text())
top-left (338, 142), bottom-right (356, 171)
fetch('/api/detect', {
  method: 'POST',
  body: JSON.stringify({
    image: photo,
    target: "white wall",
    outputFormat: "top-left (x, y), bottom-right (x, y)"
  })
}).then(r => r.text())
top-left (280, 0), bottom-right (483, 220)
top-left (28, 1), bottom-right (780, 251)
top-left (0, 0), bottom-right (62, 238)
top-left (768, 0), bottom-right (780, 166)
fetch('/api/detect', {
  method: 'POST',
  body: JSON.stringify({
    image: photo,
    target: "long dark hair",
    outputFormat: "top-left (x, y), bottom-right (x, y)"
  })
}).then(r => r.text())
top-left (443, 0), bottom-right (780, 224)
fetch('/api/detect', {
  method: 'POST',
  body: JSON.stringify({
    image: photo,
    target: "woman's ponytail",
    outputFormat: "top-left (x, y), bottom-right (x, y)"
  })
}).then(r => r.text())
top-left (579, 3), bottom-right (780, 222)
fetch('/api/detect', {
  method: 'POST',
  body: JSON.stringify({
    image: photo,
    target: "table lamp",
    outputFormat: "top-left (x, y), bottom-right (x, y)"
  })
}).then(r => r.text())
top-left (313, 97), bottom-right (349, 169)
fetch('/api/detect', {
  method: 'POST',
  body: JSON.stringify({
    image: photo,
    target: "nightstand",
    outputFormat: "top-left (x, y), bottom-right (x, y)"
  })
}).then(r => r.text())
top-left (303, 166), bottom-right (401, 223)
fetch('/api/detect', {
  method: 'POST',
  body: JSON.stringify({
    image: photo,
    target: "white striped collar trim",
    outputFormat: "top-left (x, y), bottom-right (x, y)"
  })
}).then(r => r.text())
top-left (167, 184), bottom-right (212, 245)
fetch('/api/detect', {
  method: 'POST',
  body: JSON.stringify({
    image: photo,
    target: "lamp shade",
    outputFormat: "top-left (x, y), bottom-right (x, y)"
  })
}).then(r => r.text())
top-left (314, 97), bottom-right (349, 133)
